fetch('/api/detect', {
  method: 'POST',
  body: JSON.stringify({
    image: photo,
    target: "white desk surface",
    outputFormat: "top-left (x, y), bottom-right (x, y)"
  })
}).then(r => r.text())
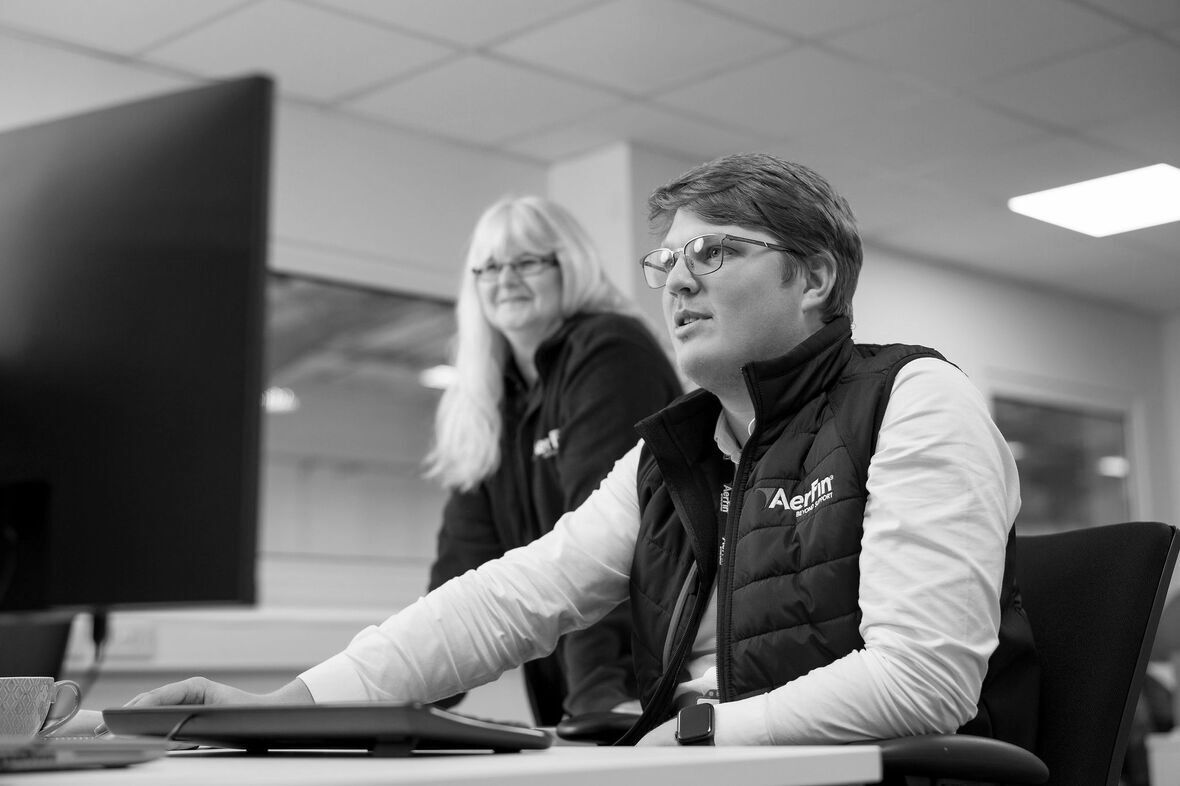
top-left (7, 744), bottom-right (882, 786)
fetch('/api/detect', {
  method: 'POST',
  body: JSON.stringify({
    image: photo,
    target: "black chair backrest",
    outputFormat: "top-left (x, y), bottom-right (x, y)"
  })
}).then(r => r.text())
top-left (1017, 521), bottom-right (1178, 786)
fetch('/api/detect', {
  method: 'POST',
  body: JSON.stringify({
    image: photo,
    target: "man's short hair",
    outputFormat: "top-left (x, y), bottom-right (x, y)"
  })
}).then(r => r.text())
top-left (648, 153), bottom-right (862, 322)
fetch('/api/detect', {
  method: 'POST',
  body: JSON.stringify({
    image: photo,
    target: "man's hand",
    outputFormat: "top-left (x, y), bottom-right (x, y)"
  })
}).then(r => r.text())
top-left (635, 716), bottom-right (679, 746)
top-left (124, 676), bottom-right (314, 707)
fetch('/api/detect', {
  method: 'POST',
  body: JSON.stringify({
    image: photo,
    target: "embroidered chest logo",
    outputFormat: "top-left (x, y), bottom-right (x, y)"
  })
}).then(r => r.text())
top-left (533, 429), bottom-right (561, 459)
top-left (759, 474), bottom-right (835, 518)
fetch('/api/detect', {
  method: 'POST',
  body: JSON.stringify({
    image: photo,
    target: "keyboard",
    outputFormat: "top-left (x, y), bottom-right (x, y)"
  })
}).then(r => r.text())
top-left (102, 702), bottom-right (553, 756)
top-left (0, 735), bottom-right (169, 772)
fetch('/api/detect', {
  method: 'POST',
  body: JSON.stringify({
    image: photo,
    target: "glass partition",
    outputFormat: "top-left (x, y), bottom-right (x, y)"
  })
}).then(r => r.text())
top-left (993, 396), bottom-right (1131, 536)
top-left (260, 273), bottom-right (455, 608)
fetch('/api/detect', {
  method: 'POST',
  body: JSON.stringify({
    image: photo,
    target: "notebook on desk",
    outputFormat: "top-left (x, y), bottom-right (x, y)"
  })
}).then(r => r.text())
top-left (102, 702), bottom-right (553, 757)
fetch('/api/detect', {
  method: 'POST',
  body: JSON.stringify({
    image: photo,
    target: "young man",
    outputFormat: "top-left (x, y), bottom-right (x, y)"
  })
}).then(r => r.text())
top-left (129, 153), bottom-right (1038, 748)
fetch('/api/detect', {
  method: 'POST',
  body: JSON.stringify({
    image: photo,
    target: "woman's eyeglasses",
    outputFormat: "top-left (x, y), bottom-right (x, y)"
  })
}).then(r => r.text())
top-left (472, 253), bottom-right (558, 282)
top-left (640, 233), bottom-right (794, 289)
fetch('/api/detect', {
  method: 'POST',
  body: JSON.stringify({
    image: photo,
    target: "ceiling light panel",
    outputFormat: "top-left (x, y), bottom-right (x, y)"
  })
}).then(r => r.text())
top-left (1008, 164), bottom-right (1180, 237)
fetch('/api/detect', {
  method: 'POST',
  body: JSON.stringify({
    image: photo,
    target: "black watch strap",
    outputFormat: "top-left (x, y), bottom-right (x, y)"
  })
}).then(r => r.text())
top-left (675, 702), bottom-right (715, 746)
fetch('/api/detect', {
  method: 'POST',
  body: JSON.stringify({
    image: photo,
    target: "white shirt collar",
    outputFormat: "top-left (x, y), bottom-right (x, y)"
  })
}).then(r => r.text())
top-left (713, 413), bottom-right (755, 465)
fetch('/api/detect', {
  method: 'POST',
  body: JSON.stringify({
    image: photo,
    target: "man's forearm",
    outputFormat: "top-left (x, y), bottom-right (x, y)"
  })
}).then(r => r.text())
top-left (271, 678), bottom-right (314, 704)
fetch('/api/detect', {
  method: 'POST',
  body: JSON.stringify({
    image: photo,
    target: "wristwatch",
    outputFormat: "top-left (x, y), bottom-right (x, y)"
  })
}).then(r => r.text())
top-left (675, 702), bottom-right (715, 746)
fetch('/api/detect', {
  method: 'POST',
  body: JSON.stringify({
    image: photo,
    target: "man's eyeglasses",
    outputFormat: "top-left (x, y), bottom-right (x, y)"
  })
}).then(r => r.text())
top-left (640, 233), bottom-right (794, 289)
top-left (472, 253), bottom-right (558, 282)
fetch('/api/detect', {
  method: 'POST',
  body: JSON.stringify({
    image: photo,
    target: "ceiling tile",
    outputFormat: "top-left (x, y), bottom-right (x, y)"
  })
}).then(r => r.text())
top-left (757, 140), bottom-right (976, 241)
top-left (970, 37), bottom-right (1180, 130)
top-left (866, 195), bottom-right (1016, 269)
top-left (827, 0), bottom-right (1128, 88)
top-left (344, 55), bottom-right (620, 146)
top-left (0, 33), bottom-right (188, 132)
top-left (494, 0), bottom-right (791, 95)
top-left (758, 140), bottom-right (891, 208)
top-left (1079, 0), bottom-right (1180, 28)
top-left (655, 46), bottom-right (935, 140)
top-left (1125, 221), bottom-right (1180, 258)
top-left (6, 0), bottom-right (1177, 315)
top-left (871, 200), bottom-right (1180, 313)
top-left (504, 101), bottom-right (774, 162)
top-left (144, 0), bottom-right (454, 102)
top-left (272, 103), bottom-right (545, 271)
top-left (783, 95), bottom-right (1046, 178)
top-left (1087, 106), bottom-right (1180, 163)
top-left (691, 0), bottom-right (927, 38)
top-left (1108, 255), bottom-right (1180, 315)
top-left (838, 174), bottom-right (980, 236)
top-left (305, 0), bottom-right (598, 47)
top-left (873, 193), bottom-right (1015, 256)
top-left (0, 0), bottom-right (244, 54)
top-left (1016, 232), bottom-right (1180, 315)
top-left (1052, 238), bottom-right (1180, 315)
top-left (921, 133), bottom-right (1146, 204)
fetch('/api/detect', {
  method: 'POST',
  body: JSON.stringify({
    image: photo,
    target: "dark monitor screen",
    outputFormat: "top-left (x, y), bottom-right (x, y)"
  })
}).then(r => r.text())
top-left (0, 76), bottom-right (272, 612)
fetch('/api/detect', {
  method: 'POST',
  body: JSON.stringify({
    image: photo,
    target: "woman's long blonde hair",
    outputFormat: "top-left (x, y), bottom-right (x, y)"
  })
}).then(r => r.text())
top-left (425, 195), bottom-right (648, 491)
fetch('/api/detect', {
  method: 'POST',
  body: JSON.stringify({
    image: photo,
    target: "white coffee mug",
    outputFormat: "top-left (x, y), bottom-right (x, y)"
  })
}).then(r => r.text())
top-left (0, 676), bottom-right (82, 737)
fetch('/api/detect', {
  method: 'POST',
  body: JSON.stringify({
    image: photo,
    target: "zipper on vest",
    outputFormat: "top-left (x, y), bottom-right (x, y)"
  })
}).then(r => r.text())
top-left (662, 562), bottom-right (699, 670)
top-left (717, 377), bottom-right (762, 703)
top-left (716, 454), bottom-right (753, 702)
top-left (615, 564), bottom-right (706, 745)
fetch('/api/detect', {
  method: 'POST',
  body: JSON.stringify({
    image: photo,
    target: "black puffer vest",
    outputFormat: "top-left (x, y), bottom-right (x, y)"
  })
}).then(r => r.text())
top-left (618, 317), bottom-right (1038, 749)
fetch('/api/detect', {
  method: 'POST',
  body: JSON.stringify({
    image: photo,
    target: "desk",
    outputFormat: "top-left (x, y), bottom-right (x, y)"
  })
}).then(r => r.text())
top-left (6, 745), bottom-right (882, 786)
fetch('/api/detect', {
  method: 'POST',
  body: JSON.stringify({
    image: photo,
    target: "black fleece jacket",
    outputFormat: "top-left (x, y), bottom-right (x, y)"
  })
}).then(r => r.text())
top-left (428, 311), bottom-right (682, 723)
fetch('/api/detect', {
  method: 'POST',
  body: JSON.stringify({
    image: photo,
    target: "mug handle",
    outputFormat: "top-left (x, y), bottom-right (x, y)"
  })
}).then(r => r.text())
top-left (38, 679), bottom-right (82, 736)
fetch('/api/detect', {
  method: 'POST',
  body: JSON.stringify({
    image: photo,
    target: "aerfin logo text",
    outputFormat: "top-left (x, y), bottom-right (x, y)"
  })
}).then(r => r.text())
top-left (762, 475), bottom-right (835, 518)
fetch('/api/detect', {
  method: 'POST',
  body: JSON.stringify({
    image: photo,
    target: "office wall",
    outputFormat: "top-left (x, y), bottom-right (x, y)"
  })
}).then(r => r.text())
top-left (1165, 315), bottom-right (1180, 512)
top-left (1164, 315), bottom-right (1180, 598)
top-left (856, 248), bottom-right (1170, 526)
top-left (548, 141), bottom-right (697, 351)
top-left (269, 102), bottom-right (545, 300)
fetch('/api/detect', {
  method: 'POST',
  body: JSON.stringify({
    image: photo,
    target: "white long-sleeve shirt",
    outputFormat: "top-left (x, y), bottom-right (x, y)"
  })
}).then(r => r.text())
top-left (300, 358), bottom-right (1020, 745)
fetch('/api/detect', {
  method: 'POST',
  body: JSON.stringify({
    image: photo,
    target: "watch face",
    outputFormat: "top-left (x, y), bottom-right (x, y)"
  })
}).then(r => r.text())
top-left (676, 703), bottom-right (714, 743)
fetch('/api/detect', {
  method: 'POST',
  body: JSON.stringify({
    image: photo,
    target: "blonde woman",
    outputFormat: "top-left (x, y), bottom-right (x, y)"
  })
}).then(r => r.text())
top-left (424, 195), bottom-right (681, 725)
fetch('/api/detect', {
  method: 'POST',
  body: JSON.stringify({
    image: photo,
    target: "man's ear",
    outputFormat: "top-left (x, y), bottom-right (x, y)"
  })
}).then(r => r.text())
top-left (799, 251), bottom-right (836, 314)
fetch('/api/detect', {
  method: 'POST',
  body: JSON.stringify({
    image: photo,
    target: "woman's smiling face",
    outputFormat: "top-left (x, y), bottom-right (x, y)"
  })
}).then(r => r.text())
top-left (476, 252), bottom-right (565, 345)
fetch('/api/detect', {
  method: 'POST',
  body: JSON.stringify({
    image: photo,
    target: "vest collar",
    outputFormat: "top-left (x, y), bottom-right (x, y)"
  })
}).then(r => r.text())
top-left (741, 316), bottom-right (854, 427)
top-left (639, 316), bottom-right (855, 458)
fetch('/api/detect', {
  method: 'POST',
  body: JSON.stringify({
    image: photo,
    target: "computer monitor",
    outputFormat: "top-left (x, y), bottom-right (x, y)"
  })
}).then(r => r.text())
top-left (0, 76), bottom-right (272, 613)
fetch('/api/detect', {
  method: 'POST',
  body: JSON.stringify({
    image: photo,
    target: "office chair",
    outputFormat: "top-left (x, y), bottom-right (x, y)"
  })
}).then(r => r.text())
top-left (877, 520), bottom-right (1179, 786)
